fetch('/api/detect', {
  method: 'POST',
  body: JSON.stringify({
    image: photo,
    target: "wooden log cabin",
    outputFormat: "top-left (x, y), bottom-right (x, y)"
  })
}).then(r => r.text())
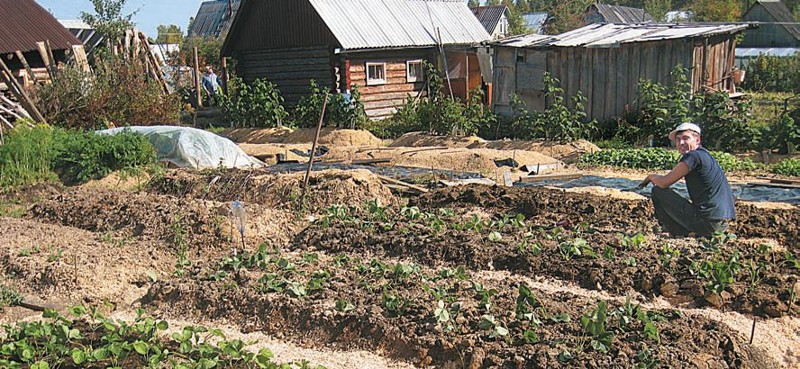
top-left (221, 0), bottom-right (490, 119)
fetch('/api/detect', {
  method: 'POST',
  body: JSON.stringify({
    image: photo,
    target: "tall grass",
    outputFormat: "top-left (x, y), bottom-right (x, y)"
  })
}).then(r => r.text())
top-left (0, 125), bottom-right (59, 190)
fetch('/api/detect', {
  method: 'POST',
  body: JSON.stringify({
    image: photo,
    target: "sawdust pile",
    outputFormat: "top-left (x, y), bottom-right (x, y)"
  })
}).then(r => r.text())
top-left (388, 132), bottom-right (599, 162)
top-left (265, 169), bottom-right (396, 210)
top-left (222, 127), bottom-right (384, 147)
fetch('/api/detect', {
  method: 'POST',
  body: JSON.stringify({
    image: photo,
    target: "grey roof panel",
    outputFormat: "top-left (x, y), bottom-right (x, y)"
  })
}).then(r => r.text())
top-left (494, 23), bottom-right (749, 48)
top-left (592, 4), bottom-right (654, 23)
top-left (471, 5), bottom-right (507, 33)
top-left (748, 0), bottom-right (800, 40)
top-left (522, 13), bottom-right (548, 34)
top-left (189, 0), bottom-right (240, 38)
top-left (309, 0), bottom-right (490, 50)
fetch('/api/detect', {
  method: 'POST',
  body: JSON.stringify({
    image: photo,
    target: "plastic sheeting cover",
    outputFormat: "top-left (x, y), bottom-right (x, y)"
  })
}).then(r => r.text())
top-left (519, 175), bottom-right (800, 205)
top-left (97, 126), bottom-right (264, 169)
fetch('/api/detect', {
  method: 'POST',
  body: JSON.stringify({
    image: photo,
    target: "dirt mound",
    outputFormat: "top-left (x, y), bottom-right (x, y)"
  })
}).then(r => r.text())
top-left (79, 171), bottom-right (150, 192)
top-left (267, 169), bottom-right (396, 210)
top-left (0, 217), bottom-right (173, 307)
top-left (148, 168), bottom-right (396, 211)
top-left (321, 147), bottom-right (560, 177)
top-left (220, 127), bottom-right (294, 144)
top-left (472, 139), bottom-right (600, 162)
top-left (283, 128), bottom-right (384, 146)
top-left (388, 132), bottom-right (486, 148)
top-left (28, 188), bottom-right (228, 250)
top-left (386, 132), bottom-right (599, 163)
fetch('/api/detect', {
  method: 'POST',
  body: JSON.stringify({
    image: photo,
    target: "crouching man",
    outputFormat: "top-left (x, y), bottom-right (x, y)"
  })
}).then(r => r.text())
top-left (639, 122), bottom-right (736, 237)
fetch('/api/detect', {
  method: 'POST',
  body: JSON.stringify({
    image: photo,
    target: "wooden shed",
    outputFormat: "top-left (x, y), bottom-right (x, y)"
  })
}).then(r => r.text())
top-left (492, 23), bottom-right (750, 122)
top-left (222, 0), bottom-right (490, 119)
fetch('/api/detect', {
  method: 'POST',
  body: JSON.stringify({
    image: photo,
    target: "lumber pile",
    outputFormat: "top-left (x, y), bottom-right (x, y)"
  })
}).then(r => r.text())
top-left (112, 29), bottom-right (170, 95)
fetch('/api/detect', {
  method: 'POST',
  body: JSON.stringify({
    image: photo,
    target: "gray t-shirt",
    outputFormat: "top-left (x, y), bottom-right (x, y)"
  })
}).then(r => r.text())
top-left (680, 147), bottom-right (736, 220)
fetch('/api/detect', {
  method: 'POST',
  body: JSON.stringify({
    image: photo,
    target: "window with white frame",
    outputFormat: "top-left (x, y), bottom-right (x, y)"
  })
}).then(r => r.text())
top-left (366, 62), bottom-right (386, 85)
top-left (406, 59), bottom-right (424, 82)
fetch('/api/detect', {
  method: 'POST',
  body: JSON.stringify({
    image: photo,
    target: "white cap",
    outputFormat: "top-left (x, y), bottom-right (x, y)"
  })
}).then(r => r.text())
top-left (668, 122), bottom-right (701, 141)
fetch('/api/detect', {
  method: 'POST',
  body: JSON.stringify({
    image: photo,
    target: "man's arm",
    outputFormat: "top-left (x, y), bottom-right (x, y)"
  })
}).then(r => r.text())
top-left (639, 162), bottom-right (690, 189)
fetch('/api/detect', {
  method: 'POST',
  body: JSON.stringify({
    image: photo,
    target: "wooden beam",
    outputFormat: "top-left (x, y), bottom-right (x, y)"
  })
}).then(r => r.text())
top-left (71, 45), bottom-right (91, 73)
top-left (0, 58), bottom-right (46, 124)
top-left (14, 51), bottom-right (36, 86)
top-left (35, 42), bottom-right (54, 80)
top-left (376, 174), bottom-right (429, 193)
top-left (45, 40), bottom-right (57, 78)
top-left (516, 173), bottom-right (583, 183)
top-left (756, 176), bottom-right (800, 185)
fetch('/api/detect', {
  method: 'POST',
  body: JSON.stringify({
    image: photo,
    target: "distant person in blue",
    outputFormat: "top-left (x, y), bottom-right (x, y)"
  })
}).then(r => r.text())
top-left (201, 65), bottom-right (221, 106)
top-left (639, 122), bottom-right (736, 237)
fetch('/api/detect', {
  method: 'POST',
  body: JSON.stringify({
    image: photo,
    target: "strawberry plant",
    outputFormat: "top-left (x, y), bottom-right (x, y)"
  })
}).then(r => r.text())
top-left (579, 301), bottom-right (614, 353)
top-left (478, 315), bottom-right (509, 339)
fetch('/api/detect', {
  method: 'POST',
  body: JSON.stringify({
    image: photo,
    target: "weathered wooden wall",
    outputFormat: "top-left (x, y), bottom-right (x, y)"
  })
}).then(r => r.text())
top-left (348, 49), bottom-right (434, 119)
top-left (235, 46), bottom-right (333, 106)
top-left (494, 35), bottom-right (738, 122)
top-left (740, 5), bottom-right (800, 47)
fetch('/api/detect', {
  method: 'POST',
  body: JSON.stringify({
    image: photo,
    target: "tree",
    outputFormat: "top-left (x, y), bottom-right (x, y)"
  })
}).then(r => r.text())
top-left (502, 0), bottom-right (529, 35)
top-left (468, 0), bottom-right (480, 8)
top-left (688, 0), bottom-right (740, 21)
top-left (156, 24), bottom-right (183, 44)
top-left (80, 0), bottom-right (137, 42)
top-left (644, 0), bottom-right (672, 21)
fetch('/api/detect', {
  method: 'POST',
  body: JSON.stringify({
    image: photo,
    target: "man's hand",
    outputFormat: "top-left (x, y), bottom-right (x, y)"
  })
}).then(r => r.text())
top-left (637, 177), bottom-right (651, 189)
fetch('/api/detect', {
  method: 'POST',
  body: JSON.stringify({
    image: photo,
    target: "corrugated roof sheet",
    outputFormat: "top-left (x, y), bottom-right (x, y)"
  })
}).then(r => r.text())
top-left (747, 0), bottom-right (800, 40)
top-left (189, 0), bottom-right (241, 38)
top-left (522, 12), bottom-right (548, 34)
top-left (736, 47), bottom-right (800, 57)
top-left (0, 0), bottom-right (82, 54)
top-left (470, 5), bottom-right (507, 34)
top-left (590, 4), bottom-right (654, 23)
top-left (494, 23), bottom-right (750, 48)
top-left (308, 0), bottom-right (490, 50)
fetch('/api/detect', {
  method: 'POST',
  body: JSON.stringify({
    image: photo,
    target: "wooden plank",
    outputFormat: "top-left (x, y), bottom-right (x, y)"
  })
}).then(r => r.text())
top-left (592, 48), bottom-right (605, 121)
top-left (377, 174), bottom-right (429, 193)
top-left (628, 46), bottom-right (640, 108)
top-left (605, 47), bottom-right (617, 119)
top-left (617, 45), bottom-right (629, 117)
top-left (517, 173), bottom-right (583, 183)
top-left (746, 182), bottom-right (800, 189)
top-left (13, 51), bottom-right (36, 86)
top-left (70, 45), bottom-right (91, 73)
top-left (35, 42), bottom-right (54, 80)
top-left (0, 59), bottom-right (46, 123)
top-left (756, 177), bottom-right (800, 185)
top-left (45, 40), bottom-right (56, 77)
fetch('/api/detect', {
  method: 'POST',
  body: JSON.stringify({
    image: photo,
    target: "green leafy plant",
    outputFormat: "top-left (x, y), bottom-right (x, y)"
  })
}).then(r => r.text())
top-left (220, 76), bottom-right (288, 128)
top-left (579, 301), bottom-right (614, 353)
top-left (771, 158), bottom-right (800, 177)
top-left (478, 314), bottom-right (509, 338)
top-left (293, 80), bottom-right (367, 129)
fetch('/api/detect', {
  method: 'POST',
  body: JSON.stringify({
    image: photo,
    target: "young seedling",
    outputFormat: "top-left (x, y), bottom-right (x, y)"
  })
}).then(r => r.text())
top-left (580, 300), bottom-right (614, 353)
top-left (479, 314), bottom-right (508, 338)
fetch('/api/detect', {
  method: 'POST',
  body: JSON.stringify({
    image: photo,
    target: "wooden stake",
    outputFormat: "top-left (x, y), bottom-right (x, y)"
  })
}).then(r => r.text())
top-left (221, 57), bottom-right (229, 95)
top-left (301, 92), bottom-right (329, 200)
top-left (45, 40), bottom-right (57, 78)
top-left (35, 42), bottom-right (55, 80)
top-left (194, 46), bottom-right (202, 108)
top-left (749, 315), bottom-right (756, 344)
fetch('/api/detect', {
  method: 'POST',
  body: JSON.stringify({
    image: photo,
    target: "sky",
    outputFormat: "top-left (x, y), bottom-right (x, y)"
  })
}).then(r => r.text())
top-left (35, 0), bottom-right (205, 38)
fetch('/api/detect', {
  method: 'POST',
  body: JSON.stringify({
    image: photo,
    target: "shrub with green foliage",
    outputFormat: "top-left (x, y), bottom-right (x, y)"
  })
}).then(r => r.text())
top-left (579, 148), bottom-right (759, 172)
top-left (293, 80), bottom-right (368, 129)
top-left (771, 158), bottom-right (800, 177)
top-left (220, 76), bottom-right (288, 127)
top-left (741, 53), bottom-right (800, 93)
top-left (54, 129), bottom-right (158, 184)
top-left (0, 126), bottom-right (158, 191)
top-left (33, 55), bottom-right (181, 129)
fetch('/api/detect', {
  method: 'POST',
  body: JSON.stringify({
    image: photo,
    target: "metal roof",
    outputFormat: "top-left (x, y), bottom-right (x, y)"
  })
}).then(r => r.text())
top-left (494, 23), bottom-right (750, 48)
top-left (588, 4), bottom-right (654, 23)
top-left (308, 0), bottom-right (490, 50)
top-left (736, 47), bottom-right (800, 57)
top-left (189, 0), bottom-right (241, 38)
top-left (470, 5), bottom-right (508, 34)
top-left (522, 12), bottom-right (549, 34)
top-left (0, 0), bottom-right (82, 54)
top-left (744, 0), bottom-right (800, 40)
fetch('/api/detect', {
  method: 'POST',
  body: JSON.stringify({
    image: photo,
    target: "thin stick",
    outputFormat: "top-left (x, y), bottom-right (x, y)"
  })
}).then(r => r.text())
top-left (301, 92), bottom-right (329, 201)
top-left (749, 315), bottom-right (756, 344)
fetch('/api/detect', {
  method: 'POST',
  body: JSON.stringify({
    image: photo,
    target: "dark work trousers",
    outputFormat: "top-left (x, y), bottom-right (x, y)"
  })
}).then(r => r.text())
top-left (651, 186), bottom-right (729, 237)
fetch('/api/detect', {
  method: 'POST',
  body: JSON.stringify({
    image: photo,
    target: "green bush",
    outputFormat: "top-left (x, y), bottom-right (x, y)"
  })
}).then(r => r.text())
top-left (579, 148), bottom-right (759, 172)
top-left (293, 80), bottom-right (368, 129)
top-left (54, 129), bottom-right (158, 184)
top-left (771, 158), bottom-right (800, 177)
top-left (220, 76), bottom-right (288, 127)
top-left (741, 54), bottom-right (800, 93)
top-left (0, 126), bottom-right (158, 191)
top-left (33, 55), bottom-right (181, 129)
